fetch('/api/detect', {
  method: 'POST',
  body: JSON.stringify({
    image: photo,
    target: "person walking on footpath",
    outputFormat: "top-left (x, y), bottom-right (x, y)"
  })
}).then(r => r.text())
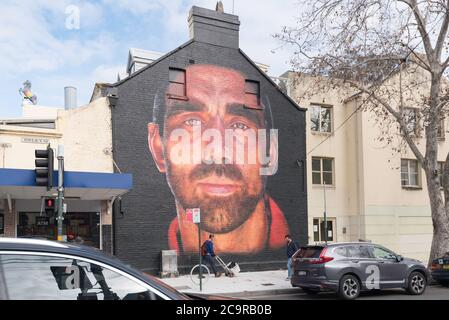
top-left (285, 234), bottom-right (299, 280)
top-left (201, 234), bottom-right (221, 277)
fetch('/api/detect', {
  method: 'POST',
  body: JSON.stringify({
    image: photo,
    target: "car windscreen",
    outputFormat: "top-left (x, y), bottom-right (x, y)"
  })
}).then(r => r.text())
top-left (296, 246), bottom-right (323, 258)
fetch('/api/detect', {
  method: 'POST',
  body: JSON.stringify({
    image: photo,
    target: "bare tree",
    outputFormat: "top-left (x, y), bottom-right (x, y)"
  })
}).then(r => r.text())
top-left (276, 0), bottom-right (449, 264)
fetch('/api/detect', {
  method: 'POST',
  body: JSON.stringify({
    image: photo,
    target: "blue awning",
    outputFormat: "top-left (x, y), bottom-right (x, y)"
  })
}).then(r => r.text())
top-left (0, 169), bottom-right (132, 200)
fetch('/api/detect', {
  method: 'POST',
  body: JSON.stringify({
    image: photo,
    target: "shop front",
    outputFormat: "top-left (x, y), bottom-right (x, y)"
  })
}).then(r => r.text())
top-left (0, 168), bottom-right (132, 253)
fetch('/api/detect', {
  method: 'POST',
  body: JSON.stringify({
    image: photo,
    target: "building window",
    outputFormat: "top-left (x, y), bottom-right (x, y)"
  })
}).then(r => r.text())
top-left (312, 157), bottom-right (334, 185)
top-left (401, 159), bottom-right (421, 188)
top-left (438, 162), bottom-right (446, 187)
top-left (310, 104), bottom-right (332, 133)
top-left (438, 117), bottom-right (445, 140)
top-left (167, 68), bottom-right (186, 98)
top-left (402, 108), bottom-right (419, 136)
top-left (313, 218), bottom-right (335, 242)
top-left (244, 80), bottom-right (260, 108)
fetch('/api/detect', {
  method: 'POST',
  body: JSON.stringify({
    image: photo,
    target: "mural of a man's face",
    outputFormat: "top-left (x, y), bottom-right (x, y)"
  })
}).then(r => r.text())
top-left (149, 64), bottom-right (273, 234)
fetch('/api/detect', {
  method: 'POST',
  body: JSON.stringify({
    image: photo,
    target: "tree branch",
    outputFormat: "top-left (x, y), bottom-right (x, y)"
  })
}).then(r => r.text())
top-left (399, 0), bottom-right (435, 60)
top-left (435, 0), bottom-right (449, 60)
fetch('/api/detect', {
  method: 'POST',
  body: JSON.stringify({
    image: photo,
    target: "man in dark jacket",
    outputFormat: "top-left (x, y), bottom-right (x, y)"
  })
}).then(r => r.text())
top-left (202, 234), bottom-right (221, 277)
top-left (285, 234), bottom-right (299, 280)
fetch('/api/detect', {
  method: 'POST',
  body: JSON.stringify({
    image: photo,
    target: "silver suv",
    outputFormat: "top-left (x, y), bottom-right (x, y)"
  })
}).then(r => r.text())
top-left (291, 242), bottom-right (429, 300)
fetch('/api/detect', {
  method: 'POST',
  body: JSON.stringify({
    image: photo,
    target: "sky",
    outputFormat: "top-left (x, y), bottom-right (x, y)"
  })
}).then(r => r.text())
top-left (0, 0), bottom-right (302, 118)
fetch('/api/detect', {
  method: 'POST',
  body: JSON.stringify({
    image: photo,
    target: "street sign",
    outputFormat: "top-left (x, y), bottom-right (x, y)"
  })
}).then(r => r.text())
top-left (192, 208), bottom-right (200, 224)
top-left (36, 216), bottom-right (50, 226)
top-left (186, 209), bottom-right (193, 222)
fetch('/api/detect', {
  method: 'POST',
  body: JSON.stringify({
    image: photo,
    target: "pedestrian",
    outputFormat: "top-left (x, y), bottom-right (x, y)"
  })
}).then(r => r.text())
top-left (201, 234), bottom-right (221, 277)
top-left (285, 234), bottom-right (299, 280)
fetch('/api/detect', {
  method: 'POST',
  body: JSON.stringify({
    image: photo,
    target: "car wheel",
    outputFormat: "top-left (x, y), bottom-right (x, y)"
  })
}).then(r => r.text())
top-left (407, 271), bottom-right (426, 295)
top-left (301, 288), bottom-right (319, 295)
top-left (338, 274), bottom-right (360, 300)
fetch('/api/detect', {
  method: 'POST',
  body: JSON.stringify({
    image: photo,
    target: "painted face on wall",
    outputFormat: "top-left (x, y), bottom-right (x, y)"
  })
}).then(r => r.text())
top-left (149, 64), bottom-right (274, 234)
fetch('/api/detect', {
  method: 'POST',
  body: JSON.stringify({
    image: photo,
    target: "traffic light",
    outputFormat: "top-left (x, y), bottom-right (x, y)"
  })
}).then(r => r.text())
top-left (35, 146), bottom-right (54, 190)
top-left (45, 198), bottom-right (56, 217)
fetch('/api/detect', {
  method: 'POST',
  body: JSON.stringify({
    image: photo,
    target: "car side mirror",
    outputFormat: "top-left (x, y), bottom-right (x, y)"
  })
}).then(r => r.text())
top-left (396, 255), bottom-right (404, 262)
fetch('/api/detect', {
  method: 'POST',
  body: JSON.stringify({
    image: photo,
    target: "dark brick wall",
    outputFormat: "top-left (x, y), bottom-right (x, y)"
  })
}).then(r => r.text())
top-left (102, 225), bottom-right (112, 254)
top-left (111, 40), bottom-right (307, 274)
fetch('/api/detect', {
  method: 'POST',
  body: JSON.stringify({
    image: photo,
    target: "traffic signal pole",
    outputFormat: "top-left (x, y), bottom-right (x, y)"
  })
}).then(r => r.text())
top-left (56, 146), bottom-right (65, 242)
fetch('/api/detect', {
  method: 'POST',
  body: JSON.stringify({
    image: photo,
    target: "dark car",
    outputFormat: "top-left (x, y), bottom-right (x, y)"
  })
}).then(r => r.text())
top-left (291, 242), bottom-right (429, 300)
top-left (430, 252), bottom-right (449, 286)
top-left (0, 238), bottom-right (225, 300)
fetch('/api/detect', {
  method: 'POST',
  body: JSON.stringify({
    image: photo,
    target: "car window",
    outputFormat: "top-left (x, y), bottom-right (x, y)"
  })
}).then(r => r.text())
top-left (371, 246), bottom-right (396, 260)
top-left (347, 245), bottom-right (372, 258)
top-left (296, 247), bottom-right (323, 258)
top-left (333, 246), bottom-right (348, 257)
top-left (0, 254), bottom-right (162, 300)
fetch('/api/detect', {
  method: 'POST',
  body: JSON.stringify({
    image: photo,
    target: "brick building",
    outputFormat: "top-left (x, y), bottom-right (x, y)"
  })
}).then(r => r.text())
top-left (92, 5), bottom-right (308, 273)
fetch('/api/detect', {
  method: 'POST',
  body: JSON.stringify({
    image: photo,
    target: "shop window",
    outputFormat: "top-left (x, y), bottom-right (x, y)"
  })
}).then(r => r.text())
top-left (313, 218), bottom-right (335, 242)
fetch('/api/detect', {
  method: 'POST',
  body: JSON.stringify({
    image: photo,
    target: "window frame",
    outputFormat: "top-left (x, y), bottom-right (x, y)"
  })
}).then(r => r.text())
top-left (0, 251), bottom-right (171, 300)
top-left (310, 104), bottom-right (333, 134)
top-left (402, 107), bottom-right (420, 137)
top-left (244, 80), bottom-right (261, 109)
top-left (167, 68), bottom-right (187, 100)
top-left (401, 158), bottom-right (421, 189)
top-left (312, 217), bottom-right (336, 242)
top-left (312, 157), bottom-right (335, 186)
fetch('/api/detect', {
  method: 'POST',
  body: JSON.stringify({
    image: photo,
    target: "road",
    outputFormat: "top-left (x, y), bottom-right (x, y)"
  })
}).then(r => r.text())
top-left (243, 285), bottom-right (449, 300)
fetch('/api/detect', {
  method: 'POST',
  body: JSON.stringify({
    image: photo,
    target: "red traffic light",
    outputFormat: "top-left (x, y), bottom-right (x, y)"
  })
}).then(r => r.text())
top-left (45, 199), bottom-right (55, 209)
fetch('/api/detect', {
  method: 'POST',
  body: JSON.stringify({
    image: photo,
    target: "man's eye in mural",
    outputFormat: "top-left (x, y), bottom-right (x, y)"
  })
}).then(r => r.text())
top-left (184, 118), bottom-right (202, 127)
top-left (230, 122), bottom-right (249, 130)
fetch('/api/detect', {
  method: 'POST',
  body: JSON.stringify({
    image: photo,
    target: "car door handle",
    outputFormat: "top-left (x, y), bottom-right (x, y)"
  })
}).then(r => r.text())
top-left (352, 260), bottom-right (359, 263)
top-left (378, 260), bottom-right (385, 263)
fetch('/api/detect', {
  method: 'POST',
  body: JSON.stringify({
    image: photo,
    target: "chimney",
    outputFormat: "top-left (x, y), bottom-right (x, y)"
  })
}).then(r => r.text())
top-left (64, 86), bottom-right (77, 109)
top-left (188, 4), bottom-right (240, 49)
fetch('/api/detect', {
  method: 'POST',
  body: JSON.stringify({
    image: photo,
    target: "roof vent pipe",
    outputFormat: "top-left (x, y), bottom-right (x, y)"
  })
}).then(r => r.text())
top-left (64, 86), bottom-right (77, 109)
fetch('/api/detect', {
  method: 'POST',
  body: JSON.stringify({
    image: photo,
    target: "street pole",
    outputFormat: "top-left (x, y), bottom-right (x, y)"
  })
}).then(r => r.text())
top-left (323, 180), bottom-right (327, 245)
top-left (56, 145), bottom-right (65, 242)
top-left (198, 223), bottom-right (202, 291)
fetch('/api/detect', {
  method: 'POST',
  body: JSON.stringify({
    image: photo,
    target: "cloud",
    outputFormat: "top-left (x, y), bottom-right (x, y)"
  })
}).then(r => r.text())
top-left (0, 1), bottom-right (112, 74)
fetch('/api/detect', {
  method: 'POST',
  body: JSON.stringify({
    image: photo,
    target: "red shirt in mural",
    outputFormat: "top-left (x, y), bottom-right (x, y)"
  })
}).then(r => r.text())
top-left (168, 196), bottom-right (289, 254)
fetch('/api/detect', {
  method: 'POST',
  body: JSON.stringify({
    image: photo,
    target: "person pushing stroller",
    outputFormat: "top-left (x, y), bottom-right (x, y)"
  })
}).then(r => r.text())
top-left (201, 234), bottom-right (222, 277)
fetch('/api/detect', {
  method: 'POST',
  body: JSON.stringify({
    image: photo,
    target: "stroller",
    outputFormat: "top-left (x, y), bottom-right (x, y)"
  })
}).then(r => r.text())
top-left (214, 255), bottom-right (240, 277)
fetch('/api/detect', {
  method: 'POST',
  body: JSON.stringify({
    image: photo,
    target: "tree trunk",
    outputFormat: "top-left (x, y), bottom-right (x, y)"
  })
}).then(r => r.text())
top-left (425, 166), bottom-right (449, 265)
top-left (425, 74), bottom-right (449, 265)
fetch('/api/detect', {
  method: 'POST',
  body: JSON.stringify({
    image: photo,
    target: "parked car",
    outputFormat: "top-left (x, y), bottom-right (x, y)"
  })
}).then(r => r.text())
top-left (0, 238), bottom-right (227, 300)
top-left (430, 252), bottom-right (449, 286)
top-left (291, 242), bottom-right (429, 300)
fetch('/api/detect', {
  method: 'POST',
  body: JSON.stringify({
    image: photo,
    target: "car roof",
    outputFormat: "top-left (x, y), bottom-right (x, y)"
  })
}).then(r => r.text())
top-left (305, 242), bottom-right (379, 247)
top-left (0, 238), bottom-right (188, 300)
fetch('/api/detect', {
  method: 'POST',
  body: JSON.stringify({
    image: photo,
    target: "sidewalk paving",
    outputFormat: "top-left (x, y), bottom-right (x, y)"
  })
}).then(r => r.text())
top-left (159, 269), bottom-right (302, 297)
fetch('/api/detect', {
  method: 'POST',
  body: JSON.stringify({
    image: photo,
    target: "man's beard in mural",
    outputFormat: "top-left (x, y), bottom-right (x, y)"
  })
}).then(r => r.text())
top-left (166, 162), bottom-right (264, 234)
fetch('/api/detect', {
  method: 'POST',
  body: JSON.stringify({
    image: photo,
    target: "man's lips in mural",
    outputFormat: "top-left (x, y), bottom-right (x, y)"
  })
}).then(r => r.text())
top-left (196, 176), bottom-right (240, 196)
